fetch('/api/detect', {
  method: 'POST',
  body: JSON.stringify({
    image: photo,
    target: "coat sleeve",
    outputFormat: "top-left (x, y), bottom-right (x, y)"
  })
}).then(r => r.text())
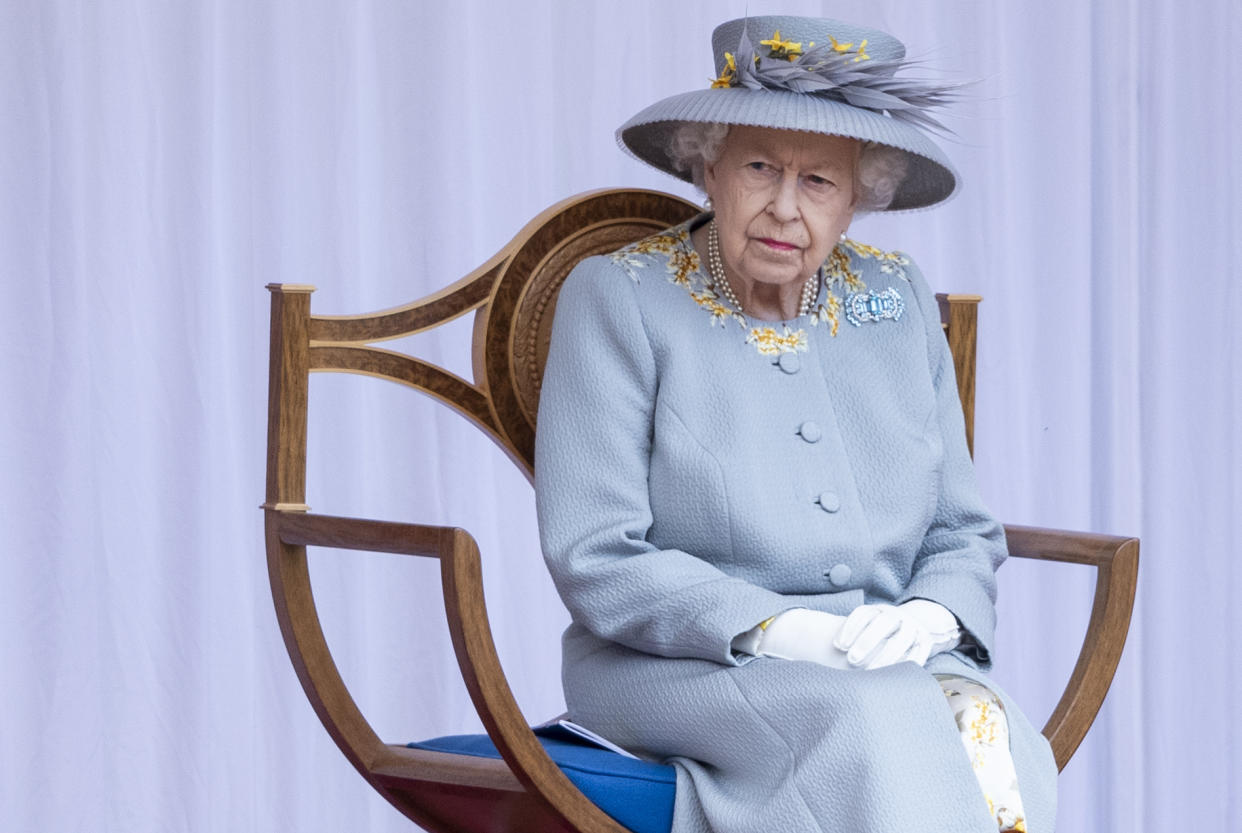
top-left (534, 256), bottom-right (794, 665)
top-left (894, 255), bottom-right (1007, 666)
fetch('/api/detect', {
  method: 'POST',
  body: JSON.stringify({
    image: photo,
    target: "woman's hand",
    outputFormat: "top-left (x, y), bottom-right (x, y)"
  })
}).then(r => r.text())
top-left (752, 609), bottom-right (853, 670)
top-left (834, 600), bottom-right (962, 670)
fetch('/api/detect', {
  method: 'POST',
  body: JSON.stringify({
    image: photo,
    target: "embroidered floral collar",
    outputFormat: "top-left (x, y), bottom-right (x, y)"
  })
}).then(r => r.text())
top-left (609, 218), bottom-right (909, 357)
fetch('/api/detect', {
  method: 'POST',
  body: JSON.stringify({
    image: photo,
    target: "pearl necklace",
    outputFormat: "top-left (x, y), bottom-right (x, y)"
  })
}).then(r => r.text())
top-left (707, 220), bottom-right (818, 318)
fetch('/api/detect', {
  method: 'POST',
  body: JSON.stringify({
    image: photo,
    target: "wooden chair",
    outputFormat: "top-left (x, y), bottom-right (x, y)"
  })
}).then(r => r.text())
top-left (263, 188), bottom-right (1139, 833)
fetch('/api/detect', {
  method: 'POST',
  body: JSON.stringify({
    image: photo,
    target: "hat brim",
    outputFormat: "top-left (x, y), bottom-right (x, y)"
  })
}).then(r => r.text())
top-left (618, 88), bottom-right (958, 211)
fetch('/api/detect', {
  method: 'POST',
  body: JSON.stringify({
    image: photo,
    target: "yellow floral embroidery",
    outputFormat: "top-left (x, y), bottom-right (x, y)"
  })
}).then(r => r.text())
top-left (811, 292), bottom-right (843, 337)
top-left (610, 224), bottom-right (909, 358)
top-left (835, 238), bottom-right (910, 281)
top-left (611, 229), bottom-right (686, 281)
top-left (746, 326), bottom-right (808, 356)
top-left (854, 39), bottom-right (870, 62)
top-left (761, 30), bottom-right (803, 59)
top-left (690, 290), bottom-right (736, 326)
top-left (823, 246), bottom-right (865, 292)
top-left (631, 230), bottom-right (683, 255)
top-left (840, 239), bottom-right (885, 259)
top-left (667, 248), bottom-right (700, 287)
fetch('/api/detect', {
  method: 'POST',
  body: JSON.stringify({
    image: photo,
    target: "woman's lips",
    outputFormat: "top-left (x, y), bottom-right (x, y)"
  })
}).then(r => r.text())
top-left (757, 238), bottom-right (799, 252)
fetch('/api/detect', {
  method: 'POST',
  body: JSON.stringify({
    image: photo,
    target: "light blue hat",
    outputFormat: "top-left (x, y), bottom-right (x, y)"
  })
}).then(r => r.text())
top-left (618, 15), bottom-right (960, 210)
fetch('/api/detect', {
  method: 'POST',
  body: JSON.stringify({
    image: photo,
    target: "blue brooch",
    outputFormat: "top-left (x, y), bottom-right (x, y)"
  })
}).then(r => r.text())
top-left (845, 288), bottom-right (905, 326)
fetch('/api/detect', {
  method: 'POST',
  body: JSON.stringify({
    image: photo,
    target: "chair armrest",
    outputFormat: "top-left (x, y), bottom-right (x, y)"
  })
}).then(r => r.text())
top-left (265, 509), bottom-right (630, 833)
top-left (1004, 524), bottom-right (1140, 770)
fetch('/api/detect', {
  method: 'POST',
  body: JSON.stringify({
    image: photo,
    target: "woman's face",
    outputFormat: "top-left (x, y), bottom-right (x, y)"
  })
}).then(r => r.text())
top-left (703, 126), bottom-right (858, 291)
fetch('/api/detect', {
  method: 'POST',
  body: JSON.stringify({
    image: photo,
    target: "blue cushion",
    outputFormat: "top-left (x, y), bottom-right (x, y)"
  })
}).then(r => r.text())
top-left (408, 729), bottom-right (675, 833)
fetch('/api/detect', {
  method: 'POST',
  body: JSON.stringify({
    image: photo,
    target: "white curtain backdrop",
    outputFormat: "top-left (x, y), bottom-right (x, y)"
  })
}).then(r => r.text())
top-left (2, 0), bottom-right (1238, 830)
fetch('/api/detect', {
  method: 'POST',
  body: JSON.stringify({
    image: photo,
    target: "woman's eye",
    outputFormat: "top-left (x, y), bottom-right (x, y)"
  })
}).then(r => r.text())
top-left (746, 161), bottom-right (771, 172)
top-left (806, 175), bottom-right (834, 187)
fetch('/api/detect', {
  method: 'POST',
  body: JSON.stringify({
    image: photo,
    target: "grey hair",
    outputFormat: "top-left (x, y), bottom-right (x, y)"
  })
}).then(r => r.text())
top-left (854, 142), bottom-right (909, 212)
top-left (665, 123), bottom-right (909, 212)
top-left (667, 123), bottom-right (731, 190)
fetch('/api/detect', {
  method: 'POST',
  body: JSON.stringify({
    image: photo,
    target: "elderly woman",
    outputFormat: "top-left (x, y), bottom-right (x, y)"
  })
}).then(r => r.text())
top-left (535, 15), bottom-right (1057, 833)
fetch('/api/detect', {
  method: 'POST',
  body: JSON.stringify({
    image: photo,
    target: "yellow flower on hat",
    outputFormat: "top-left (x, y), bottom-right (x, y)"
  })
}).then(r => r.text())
top-left (760, 30), bottom-right (803, 59)
top-left (827, 34), bottom-right (871, 62)
top-left (710, 52), bottom-right (737, 88)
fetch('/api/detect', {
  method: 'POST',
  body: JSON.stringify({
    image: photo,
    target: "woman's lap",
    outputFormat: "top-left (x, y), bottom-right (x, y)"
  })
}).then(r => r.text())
top-left (562, 626), bottom-right (1057, 833)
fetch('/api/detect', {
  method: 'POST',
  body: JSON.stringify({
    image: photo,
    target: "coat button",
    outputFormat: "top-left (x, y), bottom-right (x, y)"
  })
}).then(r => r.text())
top-left (817, 491), bottom-right (841, 512)
top-left (778, 352), bottom-right (800, 374)
top-left (798, 420), bottom-right (822, 443)
top-left (827, 563), bottom-right (852, 586)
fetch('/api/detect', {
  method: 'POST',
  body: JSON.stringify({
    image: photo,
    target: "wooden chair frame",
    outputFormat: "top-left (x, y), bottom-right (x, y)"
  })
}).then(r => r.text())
top-left (263, 188), bottom-right (1138, 833)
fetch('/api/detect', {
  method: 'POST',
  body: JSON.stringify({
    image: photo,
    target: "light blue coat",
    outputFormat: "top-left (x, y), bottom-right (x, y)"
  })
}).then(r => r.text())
top-left (535, 217), bottom-right (1057, 833)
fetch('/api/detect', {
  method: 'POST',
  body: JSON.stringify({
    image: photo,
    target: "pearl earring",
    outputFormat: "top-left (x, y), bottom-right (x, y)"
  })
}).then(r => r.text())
top-left (839, 230), bottom-right (848, 242)
top-left (704, 197), bottom-right (714, 212)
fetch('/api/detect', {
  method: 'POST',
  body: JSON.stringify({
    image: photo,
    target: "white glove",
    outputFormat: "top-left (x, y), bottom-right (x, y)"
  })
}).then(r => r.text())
top-left (736, 608), bottom-right (852, 670)
top-left (833, 600), bottom-right (961, 670)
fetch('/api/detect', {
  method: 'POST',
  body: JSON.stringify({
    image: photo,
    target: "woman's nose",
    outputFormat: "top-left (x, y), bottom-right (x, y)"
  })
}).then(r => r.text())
top-left (767, 173), bottom-right (800, 223)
